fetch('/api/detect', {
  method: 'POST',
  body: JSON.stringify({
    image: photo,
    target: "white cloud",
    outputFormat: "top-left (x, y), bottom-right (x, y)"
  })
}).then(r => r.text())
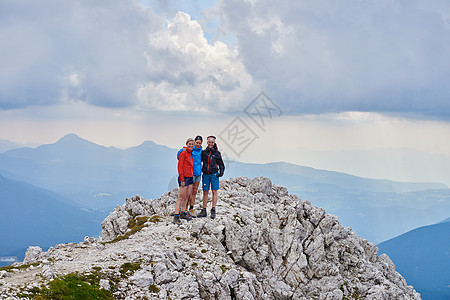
top-left (0, 0), bottom-right (156, 108)
top-left (0, 1), bottom-right (258, 112)
top-left (3, 0), bottom-right (450, 120)
top-left (137, 11), bottom-right (258, 112)
top-left (216, 0), bottom-right (450, 119)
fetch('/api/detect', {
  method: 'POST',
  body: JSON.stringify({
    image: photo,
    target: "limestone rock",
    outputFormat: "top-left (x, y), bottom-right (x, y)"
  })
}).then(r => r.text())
top-left (23, 246), bottom-right (43, 264)
top-left (1, 177), bottom-right (421, 300)
top-left (41, 265), bottom-right (55, 279)
top-left (99, 205), bottom-right (132, 242)
top-left (100, 279), bottom-right (110, 291)
top-left (130, 268), bottom-right (154, 287)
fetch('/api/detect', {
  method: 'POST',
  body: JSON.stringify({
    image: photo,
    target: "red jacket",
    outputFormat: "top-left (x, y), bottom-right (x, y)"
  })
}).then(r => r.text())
top-left (178, 147), bottom-right (194, 181)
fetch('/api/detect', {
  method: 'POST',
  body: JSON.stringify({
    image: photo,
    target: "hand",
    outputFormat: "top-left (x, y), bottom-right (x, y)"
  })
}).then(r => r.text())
top-left (181, 181), bottom-right (185, 187)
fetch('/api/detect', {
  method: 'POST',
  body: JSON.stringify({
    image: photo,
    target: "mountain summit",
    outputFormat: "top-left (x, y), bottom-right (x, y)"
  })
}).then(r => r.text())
top-left (56, 133), bottom-right (90, 144)
top-left (0, 177), bottom-right (420, 299)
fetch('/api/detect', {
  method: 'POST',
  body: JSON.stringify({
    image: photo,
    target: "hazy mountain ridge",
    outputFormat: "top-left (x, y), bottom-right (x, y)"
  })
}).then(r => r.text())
top-left (378, 218), bottom-right (450, 300)
top-left (0, 173), bottom-right (103, 259)
top-left (291, 147), bottom-right (450, 187)
top-left (438, 217), bottom-right (450, 223)
top-left (0, 140), bottom-right (23, 154)
top-left (0, 139), bottom-right (39, 153)
top-left (1, 134), bottom-right (178, 201)
top-left (227, 161), bottom-right (447, 193)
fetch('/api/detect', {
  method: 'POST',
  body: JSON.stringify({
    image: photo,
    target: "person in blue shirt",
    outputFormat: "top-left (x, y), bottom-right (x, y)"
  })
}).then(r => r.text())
top-left (177, 135), bottom-right (203, 217)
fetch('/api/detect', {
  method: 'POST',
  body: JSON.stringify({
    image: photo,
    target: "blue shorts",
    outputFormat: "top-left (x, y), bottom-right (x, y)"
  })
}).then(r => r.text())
top-left (193, 175), bottom-right (201, 183)
top-left (202, 173), bottom-right (219, 191)
top-left (178, 176), bottom-right (194, 187)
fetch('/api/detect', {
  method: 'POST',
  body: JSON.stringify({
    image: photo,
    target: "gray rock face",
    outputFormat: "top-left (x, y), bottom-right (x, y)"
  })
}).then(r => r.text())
top-left (0, 177), bottom-right (421, 299)
top-left (23, 246), bottom-right (43, 264)
top-left (129, 268), bottom-right (154, 287)
top-left (100, 193), bottom-right (176, 242)
top-left (99, 278), bottom-right (110, 291)
top-left (41, 264), bottom-right (55, 279)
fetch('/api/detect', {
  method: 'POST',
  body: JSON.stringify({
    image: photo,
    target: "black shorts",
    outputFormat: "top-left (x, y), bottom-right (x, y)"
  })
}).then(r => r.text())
top-left (178, 176), bottom-right (194, 187)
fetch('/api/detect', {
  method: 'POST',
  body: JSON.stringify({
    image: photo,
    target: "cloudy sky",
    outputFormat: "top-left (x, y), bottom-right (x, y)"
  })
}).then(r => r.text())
top-left (1, 0), bottom-right (450, 185)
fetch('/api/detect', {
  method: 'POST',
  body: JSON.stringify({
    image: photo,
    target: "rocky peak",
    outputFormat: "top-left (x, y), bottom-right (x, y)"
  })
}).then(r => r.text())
top-left (0, 177), bottom-right (420, 299)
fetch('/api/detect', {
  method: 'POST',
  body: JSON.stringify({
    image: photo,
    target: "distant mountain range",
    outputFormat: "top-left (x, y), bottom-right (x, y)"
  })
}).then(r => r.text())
top-left (289, 147), bottom-right (450, 187)
top-left (0, 139), bottom-right (39, 153)
top-left (0, 173), bottom-right (103, 259)
top-left (378, 218), bottom-right (450, 300)
top-left (0, 134), bottom-right (178, 208)
top-left (0, 133), bottom-right (449, 247)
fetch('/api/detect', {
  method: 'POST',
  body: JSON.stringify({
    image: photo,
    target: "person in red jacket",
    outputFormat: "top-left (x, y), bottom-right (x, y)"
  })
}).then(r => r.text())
top-left (173, 138), bottom-right (195, 225)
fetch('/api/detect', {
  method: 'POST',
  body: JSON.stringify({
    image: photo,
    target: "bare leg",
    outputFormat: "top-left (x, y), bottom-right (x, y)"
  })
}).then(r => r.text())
top-left (202, 190), bottom-right (209, 208)
top-left (175, 186), bottom-right (186, 214)
top-left (181, 185), bottom-right (193, 211)
top-left (212, 190), bottom-right (218, 208)
top-left (187, 185), bottom-right (193, 204)
top-left (190, 182), bottom-right (200, 206)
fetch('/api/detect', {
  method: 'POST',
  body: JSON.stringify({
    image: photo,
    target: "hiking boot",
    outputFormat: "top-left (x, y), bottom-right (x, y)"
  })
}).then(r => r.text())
top-left (210, 207), bottom-right (216, 219)
top-left (188, 209), bottom-right (197, 218)
top-left (180, 211), bottom-right (193, 221)
top-left (172, 215), bottom-right (182, 225)
top-left (197, 208), bottom-right (207, 218)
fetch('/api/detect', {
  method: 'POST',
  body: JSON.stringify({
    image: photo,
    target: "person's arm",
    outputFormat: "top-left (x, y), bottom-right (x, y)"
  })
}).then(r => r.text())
top-left (217, 152), bottom-right (225, 177)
